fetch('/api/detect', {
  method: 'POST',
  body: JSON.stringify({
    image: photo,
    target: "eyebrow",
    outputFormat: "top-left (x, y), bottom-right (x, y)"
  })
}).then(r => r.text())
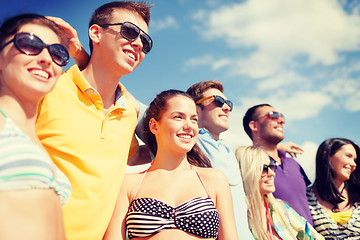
top-left (171, 112), bottom-right (198, 118)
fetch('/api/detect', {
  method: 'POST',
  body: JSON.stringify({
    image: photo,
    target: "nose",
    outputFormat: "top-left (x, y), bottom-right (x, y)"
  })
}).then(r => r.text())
top-left (278, 115), bottom-right (285, 124)
top-left (37, 48), bottom-right (53, 66)
top-left (268, 167), bottom-right (276, 177)
top-left (350, 158), bottom-right (357, 167)
top-left (222, 103), bottom-right (231, 113)
top-left (130, 35), bottom-right (143, 53)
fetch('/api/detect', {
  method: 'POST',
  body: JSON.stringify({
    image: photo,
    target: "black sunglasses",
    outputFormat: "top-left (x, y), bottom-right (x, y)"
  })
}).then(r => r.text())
top-left (262, 159), bottom-right (278, 175)
top-left (0, 32), bottom-right (69, 66)
top-left (99, 21), bottom-right (153, 54)
top-left (195, 95), bottom-right (233, 111)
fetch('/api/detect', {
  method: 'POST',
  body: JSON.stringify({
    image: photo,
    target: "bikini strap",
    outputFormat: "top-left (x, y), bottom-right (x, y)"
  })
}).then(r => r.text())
top-left (190, 165), bottom-right (211, 198)
top-left (0, 109), bottom-right (7, 118)
top-left (132, 160), bottom-right (154, 201)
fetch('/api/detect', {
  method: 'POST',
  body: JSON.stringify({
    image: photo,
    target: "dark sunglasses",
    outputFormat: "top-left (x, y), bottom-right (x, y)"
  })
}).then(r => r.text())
top-left (0, 32), bottom-right (69, 66)
top-left (259, 111), bottom-right (285, 121)
top-left (99, 21), bottom-right (153, 54)
top-left (195, 95), bottom-right (233, 111)
top-left (262, 159), bottom-right (278, 176)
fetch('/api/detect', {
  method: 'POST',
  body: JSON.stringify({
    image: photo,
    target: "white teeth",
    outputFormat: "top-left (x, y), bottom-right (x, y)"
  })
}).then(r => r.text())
top-left (31, 69), bottom-right (49, 79)
top-left (178, 134), bottom-right (192, 139)
top-left (125, 51), bottom-right (136, 60)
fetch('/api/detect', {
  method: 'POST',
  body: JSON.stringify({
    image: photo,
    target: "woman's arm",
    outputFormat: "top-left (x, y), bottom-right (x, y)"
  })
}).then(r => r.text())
top-left (213, 170), bottom-right (239, 240)
top-left (103, 175), bottom-right (132, 240)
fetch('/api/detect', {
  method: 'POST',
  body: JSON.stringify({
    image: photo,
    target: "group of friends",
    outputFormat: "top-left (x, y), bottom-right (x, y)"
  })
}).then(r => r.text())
top-left (0, 1), bottom-right (359, 240)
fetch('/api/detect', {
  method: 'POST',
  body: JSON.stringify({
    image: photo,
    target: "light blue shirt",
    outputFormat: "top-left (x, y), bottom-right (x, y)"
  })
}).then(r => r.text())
top-left (197, 128), bottom-right (253, 240)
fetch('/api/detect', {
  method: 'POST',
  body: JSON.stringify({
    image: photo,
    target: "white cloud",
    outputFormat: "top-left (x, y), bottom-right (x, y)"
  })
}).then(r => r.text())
top-left (322, 78), bottom-right (360, 112)
top-left (193, 0), bottom-right (360, 78)
top-left (183, 54), bottom-right (231, 71)
top-left (257, 70), bottom-right (310, 92)
top-left (150, 16), bottom-right (178, 32)
top-left (324, 78), bottom-right (360, 97)
top-left (345, 91), bottom-right (360, 112)
top-left (237, 90), bottom-right (333, 121)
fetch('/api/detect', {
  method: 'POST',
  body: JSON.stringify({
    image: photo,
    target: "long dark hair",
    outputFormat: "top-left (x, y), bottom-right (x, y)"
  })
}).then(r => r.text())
top-left (313, 138), bottom-right (360, 207)
top-left (142, 89), bottom-right (211, 168)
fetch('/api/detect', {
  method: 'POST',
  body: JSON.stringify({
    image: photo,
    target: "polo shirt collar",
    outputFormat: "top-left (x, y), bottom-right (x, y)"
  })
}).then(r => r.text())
top-left (68, 65), bottom-right (127, 110)
top-left (199, 128), bottom-right (223, 143)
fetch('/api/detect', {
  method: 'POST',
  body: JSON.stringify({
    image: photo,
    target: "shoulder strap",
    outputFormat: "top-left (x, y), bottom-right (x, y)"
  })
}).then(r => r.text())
top-left (132, 160), bottom-right (154, 201)
top-left (0, 109), bottom-right (7, 118)
top-left (190, 165), bottom-right (211, 198)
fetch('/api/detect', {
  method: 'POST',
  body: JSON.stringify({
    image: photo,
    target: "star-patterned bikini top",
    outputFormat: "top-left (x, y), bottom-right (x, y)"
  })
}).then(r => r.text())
top-left (126, 164), bottom-right (220, 239)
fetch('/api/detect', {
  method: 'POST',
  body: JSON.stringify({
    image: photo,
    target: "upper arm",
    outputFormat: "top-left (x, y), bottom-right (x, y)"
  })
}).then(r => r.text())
top-left (212, 170), bottom-right (239, 240)
top-left (103, 176), bottom-right (132, 240)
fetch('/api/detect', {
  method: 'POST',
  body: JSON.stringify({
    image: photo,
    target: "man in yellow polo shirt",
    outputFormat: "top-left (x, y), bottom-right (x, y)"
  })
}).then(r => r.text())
top-left (36, 2), bottom-right (153, 239)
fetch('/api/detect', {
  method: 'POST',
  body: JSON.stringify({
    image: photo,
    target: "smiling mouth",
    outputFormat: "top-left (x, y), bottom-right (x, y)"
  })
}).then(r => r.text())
top-left (30, 69), bottom-right (50, 81)
top-left (177, 134), bottom-right (193, 139)
top-left (124, 50), bottom-right (136, 61)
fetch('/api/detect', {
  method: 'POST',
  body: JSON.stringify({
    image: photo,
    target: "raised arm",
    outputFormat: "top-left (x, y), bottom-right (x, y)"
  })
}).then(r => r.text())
top-left (46, 16), bottom-right (90, 70)
top-left (278, 142), bottom-right (304, 158)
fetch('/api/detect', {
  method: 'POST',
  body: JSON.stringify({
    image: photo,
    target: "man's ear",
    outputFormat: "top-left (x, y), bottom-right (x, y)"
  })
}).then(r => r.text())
top-left (149, 118), bottom-right (158, 135)
top-left (249, 120), bottom-right (257, 132)
top-left (89, 24), bottom-right (101, 46)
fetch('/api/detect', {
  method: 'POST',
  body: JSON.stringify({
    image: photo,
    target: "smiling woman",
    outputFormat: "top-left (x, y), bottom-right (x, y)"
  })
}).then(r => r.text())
top-left (103, 90), bottom-right (238, 240)
top-left (0, 13), bottom-right (71, 239)
top-left (307, 138), bottom-right (360, 239)
top-left (235, 146), bottom-right (324, 240)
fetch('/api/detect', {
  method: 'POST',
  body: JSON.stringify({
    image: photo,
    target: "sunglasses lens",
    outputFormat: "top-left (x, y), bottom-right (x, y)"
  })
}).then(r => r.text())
top-left (213, 97), bottom-right (224, 108)
top-left (121, 22), bottom-right (152, 54)
top-left (262, 165), bottom-right (269, 175)
top-left (121, 23), bottom-right (140, 40)
top-left (213, 96), bottom-right (233, 111)
top-left (15, 33), bottom-right (69, 66)
top-left (48, 44), bottom-right (69, 66)
top-left (227, 100), bottom-right (233, 111)
top-left (140, 34), bottom-right (152, 54)
top-left (16, 33), bottom-right (43, 55)
top-left (269, 112), bottom-right (279, 119)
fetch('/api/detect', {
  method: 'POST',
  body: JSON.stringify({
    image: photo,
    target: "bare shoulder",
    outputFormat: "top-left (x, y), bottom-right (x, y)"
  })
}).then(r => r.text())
top-left (122, 173), bottom-right (143, 190)
top-left (193, 167), bottom-right (228, 185)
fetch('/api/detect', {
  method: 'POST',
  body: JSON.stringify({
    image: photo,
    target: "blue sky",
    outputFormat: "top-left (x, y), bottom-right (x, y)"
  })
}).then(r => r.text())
top-left (2, 0), bottom-right (360, 180)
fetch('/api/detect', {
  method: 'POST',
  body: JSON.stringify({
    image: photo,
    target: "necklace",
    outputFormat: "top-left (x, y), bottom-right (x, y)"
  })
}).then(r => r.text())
top-left (332, 185), bottom-right (346, 213)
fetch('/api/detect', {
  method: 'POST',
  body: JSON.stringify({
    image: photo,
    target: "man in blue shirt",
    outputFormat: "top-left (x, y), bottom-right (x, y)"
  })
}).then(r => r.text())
top-left (187, 81), bottom-right (253, 239)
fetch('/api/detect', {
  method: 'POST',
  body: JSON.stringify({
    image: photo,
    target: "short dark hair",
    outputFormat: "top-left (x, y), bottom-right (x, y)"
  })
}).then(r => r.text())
top-left (142, 89), bottom-right (212, 168)
top-left (313, 138), bottom-right (360, 207)
top-left (88, 1), bottom-right (151, 53)
top-left (242, 104), bottom-right (271, 140)
top-left (186, 80), bottom-right (224, 104)
top-left (0, 13), bottom-right (68, 47)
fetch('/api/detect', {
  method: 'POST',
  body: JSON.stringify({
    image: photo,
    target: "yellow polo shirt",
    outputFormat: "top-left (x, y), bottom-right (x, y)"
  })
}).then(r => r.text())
top-left (36, 65), bottom-right (138, 240)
